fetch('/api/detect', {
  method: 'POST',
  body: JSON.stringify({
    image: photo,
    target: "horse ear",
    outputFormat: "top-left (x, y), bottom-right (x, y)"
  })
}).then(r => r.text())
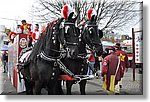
top-left (90, 16), bottom-right (95, 22)
top-left (94, 15), bottom-right (97, 22)
top-left (57, 18), bottom-right (64, 25)
top-left (90, 15), bottom-right (97, 23)
top-left (68, 12), bottom-right (74, 21)
top-left (55, 18), bottom-right (64, 29)
top-left (98, 29), bottom-right (103, 39)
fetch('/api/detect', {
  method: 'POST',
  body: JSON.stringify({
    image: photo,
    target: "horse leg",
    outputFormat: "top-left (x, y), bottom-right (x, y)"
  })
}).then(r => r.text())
top-left (24, 79), bottom-right (33, 95)
top-left (55, 80), bottom-right (64, 95)
top-left (34, 81), bottom-right (43, 95)
top-left (66, 81), bottom-right (73, 95)
top-left (47, 79), bottom-right (57, 95)
top-left (79, 80), bottom-right (87, 95)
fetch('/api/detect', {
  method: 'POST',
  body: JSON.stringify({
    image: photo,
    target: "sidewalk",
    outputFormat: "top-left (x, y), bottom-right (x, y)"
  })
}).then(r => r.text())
top-left (0, 65), bottom-right (17, 95)
top-left (120, 68), bottom-right (143, 95)
top-left (0, 65), bottom-right (143, 95)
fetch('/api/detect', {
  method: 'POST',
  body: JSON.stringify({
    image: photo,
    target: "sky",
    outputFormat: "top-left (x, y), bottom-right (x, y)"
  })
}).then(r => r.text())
top-left (0, 0), bottom-right (34, 30)
top-left (0, 0), bottom-right (142, 36)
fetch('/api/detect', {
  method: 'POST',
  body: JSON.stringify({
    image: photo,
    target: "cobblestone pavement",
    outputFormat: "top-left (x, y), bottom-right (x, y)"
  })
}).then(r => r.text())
top-left (0, 63), bottom-right (143, 95)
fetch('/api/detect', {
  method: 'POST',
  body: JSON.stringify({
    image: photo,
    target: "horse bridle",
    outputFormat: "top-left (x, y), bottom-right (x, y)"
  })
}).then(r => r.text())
top-left (83, 24), bottom-right (101, 52)
top-left (63, 22), bottom-right (79, 47)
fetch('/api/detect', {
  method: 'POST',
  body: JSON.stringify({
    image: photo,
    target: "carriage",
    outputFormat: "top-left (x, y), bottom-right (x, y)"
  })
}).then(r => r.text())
top-left (8, 34), bottom-right (28, 93)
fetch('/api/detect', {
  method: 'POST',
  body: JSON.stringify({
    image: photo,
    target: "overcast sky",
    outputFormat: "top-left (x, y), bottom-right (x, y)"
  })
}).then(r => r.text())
top-left (0, 0), bottom-right (143, 36)
top-left (0, 0), bottom-right (34, 29)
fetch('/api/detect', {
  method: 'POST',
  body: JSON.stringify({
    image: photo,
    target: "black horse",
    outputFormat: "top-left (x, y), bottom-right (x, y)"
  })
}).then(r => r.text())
top-left (18, 18), bottom-right (63, 94)
top-left (57, 15), bottom-right (103, 95)
top-left (18, 15), bottom-right (80, 95)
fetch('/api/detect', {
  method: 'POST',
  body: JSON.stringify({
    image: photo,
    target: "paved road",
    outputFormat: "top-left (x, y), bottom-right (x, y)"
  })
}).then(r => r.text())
top-left (0, 63), bottom-right (142, 95)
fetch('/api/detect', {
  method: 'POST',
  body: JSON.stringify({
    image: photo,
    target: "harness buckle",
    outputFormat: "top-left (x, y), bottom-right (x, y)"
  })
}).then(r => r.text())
top-left (54, 62), bottom-right (57, 67)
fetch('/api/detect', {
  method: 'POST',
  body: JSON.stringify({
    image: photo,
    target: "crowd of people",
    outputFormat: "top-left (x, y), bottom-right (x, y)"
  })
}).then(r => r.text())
top-left (8, 20), bottom-right (41, 47)
top-left (0, 19), bottom-right (42, 72)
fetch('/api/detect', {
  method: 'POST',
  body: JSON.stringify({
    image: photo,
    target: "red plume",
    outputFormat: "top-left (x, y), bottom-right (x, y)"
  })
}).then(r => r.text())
top-left (87, 9), bottom-right (93, 20)
top-left (62, 5), bottom-right (68, 19)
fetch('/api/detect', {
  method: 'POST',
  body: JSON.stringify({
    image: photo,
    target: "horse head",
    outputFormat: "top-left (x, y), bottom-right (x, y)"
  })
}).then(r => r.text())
top-left (82, 16), bottom-right (103, 57)
top-left (44, 18), bottom-right (64, 57)
top-left (60, 15), bottom-right (80, 59)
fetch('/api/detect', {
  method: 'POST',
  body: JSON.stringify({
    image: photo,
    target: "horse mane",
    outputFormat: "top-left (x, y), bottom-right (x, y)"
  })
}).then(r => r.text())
top-left (30, 18), bottom-right (64, 62)
top-left (29, 32), bottom-right (47, 62)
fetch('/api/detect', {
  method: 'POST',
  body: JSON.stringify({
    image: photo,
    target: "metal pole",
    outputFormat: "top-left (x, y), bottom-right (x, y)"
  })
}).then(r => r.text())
top-left (132, 28), bottom-right (135, 81)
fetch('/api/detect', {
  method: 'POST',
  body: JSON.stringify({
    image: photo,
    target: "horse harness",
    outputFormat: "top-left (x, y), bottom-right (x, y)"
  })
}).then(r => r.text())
top-left (37, 49), bottom-right (94, 82)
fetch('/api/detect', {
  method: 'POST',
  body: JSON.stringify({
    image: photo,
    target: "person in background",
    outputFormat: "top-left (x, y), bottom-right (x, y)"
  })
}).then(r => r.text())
top-left (101, 46), bottom-right (121, 95)
top-left (20, 20), bottom-right (32, 34)
top-left (31, 24), bottom-right (41, 45)
top-left (2, 51), bottom-right (8, 73)
top-left (16, 25), bottom-right (22, 34)
top-left (20, 20), bottom-right (33, 47)
top-left (87, 50), bottom-right (95, 75)
top-left (0, 53), bottom-right (4, 68)
top-left (115, 43), bottom-right (129, 89)
top-left (41, 25), bottom-right (46, 36)
top-left (8, 31), bottom-right (17, 43)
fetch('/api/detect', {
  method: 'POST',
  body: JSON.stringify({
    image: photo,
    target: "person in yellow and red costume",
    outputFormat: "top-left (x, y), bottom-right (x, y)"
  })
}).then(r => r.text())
top-left (101, 46), bottom-right (121, 95)
top-left (20, 20), bottom-right (32, 34)
top-left (115, 43), bottom-right (129, 89)
top-left (20, 20), bottom-right (33, 47)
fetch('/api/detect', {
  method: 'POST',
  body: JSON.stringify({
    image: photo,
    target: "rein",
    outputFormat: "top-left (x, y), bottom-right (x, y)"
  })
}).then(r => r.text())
top-left (38, 51), bottom-right (62, 61)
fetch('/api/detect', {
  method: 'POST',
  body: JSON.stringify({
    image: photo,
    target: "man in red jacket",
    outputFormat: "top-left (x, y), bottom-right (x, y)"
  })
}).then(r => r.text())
top-left (115, 43), bottom-right (129, 88)
top-left (101, 46), bottom-right (121, 94)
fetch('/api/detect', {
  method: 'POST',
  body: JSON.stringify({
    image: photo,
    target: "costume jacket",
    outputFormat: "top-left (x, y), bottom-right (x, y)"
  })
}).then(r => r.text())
top-left (102, 52), bottom-right (121, 91)
top-left (20, 23), bottom-right (32, 34)
top-left (115, 50), bottom-right (129, 78)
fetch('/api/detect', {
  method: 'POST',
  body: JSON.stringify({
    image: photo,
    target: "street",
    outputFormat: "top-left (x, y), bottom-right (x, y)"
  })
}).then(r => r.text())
top-left (0, 64), bottom-right (142, 95)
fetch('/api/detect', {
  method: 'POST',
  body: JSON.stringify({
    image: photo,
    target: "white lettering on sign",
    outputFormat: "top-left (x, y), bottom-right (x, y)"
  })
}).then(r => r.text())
top-left (134, 32), bottom-right (143, 63)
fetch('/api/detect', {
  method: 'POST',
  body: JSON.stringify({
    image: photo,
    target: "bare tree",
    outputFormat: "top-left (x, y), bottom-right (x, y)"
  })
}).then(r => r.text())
top-left (30, 0), bottom-right (142, 31)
